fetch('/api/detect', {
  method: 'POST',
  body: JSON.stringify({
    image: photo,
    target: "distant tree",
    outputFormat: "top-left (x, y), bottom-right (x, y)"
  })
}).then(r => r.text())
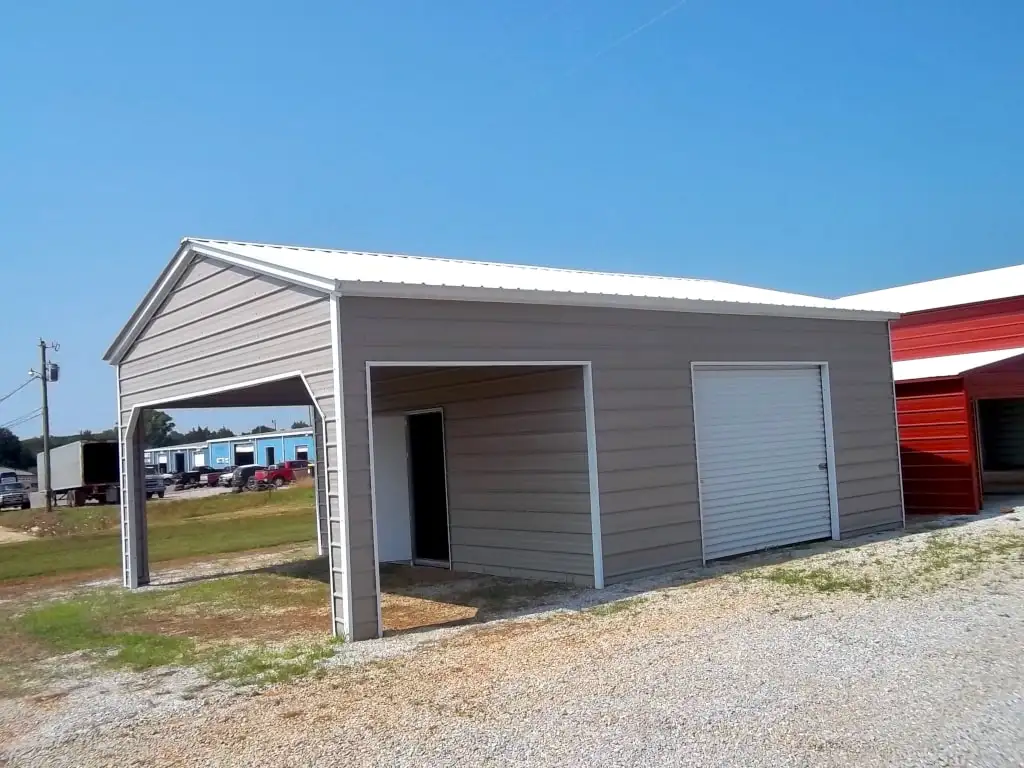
top-left (142, 410), bottom-right (177, 447)
top-left (210, 427), bottom-right (235, 439)
top-left (0, 428), bottom-right (25, 469)
top-left (247, 425), bottom-right (275, 435)
top-left (290, 420), bottom-right (310, 429)
top-left (182, 426), bottom-right (213, 444)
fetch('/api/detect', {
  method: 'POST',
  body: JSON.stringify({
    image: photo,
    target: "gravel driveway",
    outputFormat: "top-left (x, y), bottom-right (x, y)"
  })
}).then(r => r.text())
top-left (4, 515), bottom-right (1024, 767)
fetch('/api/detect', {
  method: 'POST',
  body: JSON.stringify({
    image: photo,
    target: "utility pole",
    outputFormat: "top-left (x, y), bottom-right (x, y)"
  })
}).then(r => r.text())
top-left (31, 339), bottom-right (59, 513)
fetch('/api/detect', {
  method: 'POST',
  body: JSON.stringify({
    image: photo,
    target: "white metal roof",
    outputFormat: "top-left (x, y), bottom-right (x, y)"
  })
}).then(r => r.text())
top-left (105, 237), bottom-right (895, 364)
top-left (188, 238), bottom-right (897, 317)
top-left (205, 428), bottom-right (313, 445)
top-left (837, 263), bottom-right (1024, 314)
top-left (893, 347), bottom-right (1024, 382)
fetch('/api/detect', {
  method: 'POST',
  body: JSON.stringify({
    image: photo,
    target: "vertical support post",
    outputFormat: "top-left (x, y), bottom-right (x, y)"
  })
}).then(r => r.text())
top-left (328, 294), bottom-right (353, 641)
top-left (313, 415), bottom-right (328, 556)
top-left (120, 407), bottom-right (149, 588)
top-left (582, 363), bottom-right (605, 589)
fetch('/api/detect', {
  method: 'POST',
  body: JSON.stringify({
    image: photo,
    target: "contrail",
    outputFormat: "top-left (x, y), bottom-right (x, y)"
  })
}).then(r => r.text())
top-left (563, 0), bottom-right (689, 77)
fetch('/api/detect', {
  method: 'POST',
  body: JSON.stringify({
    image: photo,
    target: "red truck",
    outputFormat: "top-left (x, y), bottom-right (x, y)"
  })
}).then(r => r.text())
top-left (253, 460), bottom-right (309, 488)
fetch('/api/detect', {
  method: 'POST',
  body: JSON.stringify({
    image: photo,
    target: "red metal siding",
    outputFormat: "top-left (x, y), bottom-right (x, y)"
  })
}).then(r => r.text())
top-left (896, 378), bottom-right (980, 514)
top-left (891, 296), bottom-right (1024, 361)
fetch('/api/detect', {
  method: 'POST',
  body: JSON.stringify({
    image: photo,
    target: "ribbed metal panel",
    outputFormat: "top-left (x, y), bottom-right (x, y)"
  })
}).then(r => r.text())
top-left (694, 367), bottom-right (832, 560)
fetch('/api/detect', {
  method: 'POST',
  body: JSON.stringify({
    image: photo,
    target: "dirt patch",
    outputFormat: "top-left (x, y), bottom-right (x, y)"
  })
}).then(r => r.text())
top-left (0, 528), bottom-right (35, 544)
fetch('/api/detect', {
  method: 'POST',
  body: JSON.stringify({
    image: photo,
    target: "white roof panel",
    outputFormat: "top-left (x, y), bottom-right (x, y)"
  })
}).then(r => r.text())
top-left (188, 238), bottom-right (887, 315)
top-left (837, 263), bottom-right (1024, 314)
top-left (893, 347), bottom-right (1024, 382)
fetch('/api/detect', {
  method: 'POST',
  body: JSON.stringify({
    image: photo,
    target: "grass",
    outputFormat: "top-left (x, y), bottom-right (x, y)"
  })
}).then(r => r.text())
top-left (6, 573), bottom-right (336, 687)
top-left (744, 528), bottom-right (1024, 597)
top-left (585, 596), bottom-right (648, 617)
top-left (0, 487), bottom-right (317, 583)
top-left (0, 485), bottom-right (315, 537)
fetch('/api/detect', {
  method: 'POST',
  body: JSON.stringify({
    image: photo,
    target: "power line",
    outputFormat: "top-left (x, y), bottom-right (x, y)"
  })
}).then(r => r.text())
top-left (0, 377), bottom-right (34, 407)
top-left (1, 407), bottom-right (42, 431)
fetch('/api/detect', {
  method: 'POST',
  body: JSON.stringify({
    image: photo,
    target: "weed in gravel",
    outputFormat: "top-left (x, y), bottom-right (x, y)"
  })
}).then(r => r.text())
top-left (585, 597), bottom-right (648, 617)
top-left (206, 640), bottom-right (339, 687)
top-left (754, 567), bottom-right (874, 595)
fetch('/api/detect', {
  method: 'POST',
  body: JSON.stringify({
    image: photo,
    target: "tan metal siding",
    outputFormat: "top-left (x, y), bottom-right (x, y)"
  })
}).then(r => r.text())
top-left (114, 256), bottom-right (348, 634)
top-left (369, 367), bottom-right (592, 584)
top-left (340, 297), bottom-right (902, 585)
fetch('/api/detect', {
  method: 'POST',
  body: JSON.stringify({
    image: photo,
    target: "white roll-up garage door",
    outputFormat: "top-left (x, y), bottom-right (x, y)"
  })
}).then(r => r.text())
top-left (693, 366), bottom-right (834, 560)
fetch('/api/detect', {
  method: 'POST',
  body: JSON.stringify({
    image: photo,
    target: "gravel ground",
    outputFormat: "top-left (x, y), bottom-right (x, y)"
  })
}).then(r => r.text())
top-left (4, 515), bottom-right (1024, 767)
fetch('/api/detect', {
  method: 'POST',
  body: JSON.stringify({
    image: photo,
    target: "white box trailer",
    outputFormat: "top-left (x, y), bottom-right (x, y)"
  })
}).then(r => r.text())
top-left (38, 440), bottom-right (120, 507)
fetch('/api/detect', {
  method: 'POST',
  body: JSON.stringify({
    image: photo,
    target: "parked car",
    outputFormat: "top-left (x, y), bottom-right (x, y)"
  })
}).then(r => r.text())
top-left (145, 473), bottom-right (165, 500)
top-left (253, 460), bottom-right (309, 488)
top-left (231, 464), bottom-right (265, 492)
top-left (169, 466), bottom-right (217, 489)
top-left (217, 467), bottom-right (240, 487)
top-left (0, 482), bottom-right (30, 510)
top-left (200, 466), bottom-right (234, 487)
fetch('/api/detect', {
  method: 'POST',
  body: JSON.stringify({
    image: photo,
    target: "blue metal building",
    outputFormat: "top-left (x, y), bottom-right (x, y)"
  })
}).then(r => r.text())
top-left (143, 429), bottom-right (315, 471)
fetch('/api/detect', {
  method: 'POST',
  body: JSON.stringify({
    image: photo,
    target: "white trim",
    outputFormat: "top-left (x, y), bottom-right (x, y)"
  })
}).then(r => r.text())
top-left (581, 363), bottom-right (604, 589)
top-left (364, 363), bottom-right (384, 638)
top-left (368, 360), bottom-right (598, 368)
top-left (313, 416), bottom-right (326, 556)
top-left (690, 362), bottom-right (842, 561)
top-left (404, 407), bottom-right (453, 568)
top-left (191, 243), bottom-right (336, 292)
top-left (329, 294), bottom-right (353, 640)
top-left (126, 370), bottom-right (317, 410)
top-left (819, 364), bottom-right (842, 540)
top-left (104, 242), bottom-right (194, 362)
top-left (333, 281), bottom-right (896, 322)
top-left (688, 366), bottom-right (708, 566)
top-left (887, 321), bottom-right (906, 528)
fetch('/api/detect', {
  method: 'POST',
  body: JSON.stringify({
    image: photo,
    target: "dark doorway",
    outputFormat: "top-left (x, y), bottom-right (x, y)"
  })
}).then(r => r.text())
top-left (265, 446), bottom-right (276, 466)
top-left (174, 453), bottom-right (186, 473)
top-left (407, 410), bottom-right (450, 563)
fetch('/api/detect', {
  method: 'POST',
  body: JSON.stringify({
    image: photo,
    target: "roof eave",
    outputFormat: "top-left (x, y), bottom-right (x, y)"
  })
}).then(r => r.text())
top-left (335, 280), bottom-right (899, 322)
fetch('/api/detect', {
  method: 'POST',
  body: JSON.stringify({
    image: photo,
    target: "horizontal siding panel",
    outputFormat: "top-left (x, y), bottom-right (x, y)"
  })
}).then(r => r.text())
top-left (596, 445), bottom-right (695, 472)
top-left (452, 545), bottom-right (593, 575)
top-left (601, 465), bottom-right (694, 493)
top-left (452, 472), bottom-right (590, 494)
top-left (455, 510), bottom-right (592, 533)
top-left (450, 528), bottom-right (593, 555)
top-left (601, 504), bottom-right (698, 534)
top-left (602, 522), bottom-right (701, 557)
top-left (605, 542), bottom-right (703, 580)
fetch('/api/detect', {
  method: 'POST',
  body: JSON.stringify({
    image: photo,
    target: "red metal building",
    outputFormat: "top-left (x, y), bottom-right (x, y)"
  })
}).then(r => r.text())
top-left (840, 267), bottom-right (1024, 514)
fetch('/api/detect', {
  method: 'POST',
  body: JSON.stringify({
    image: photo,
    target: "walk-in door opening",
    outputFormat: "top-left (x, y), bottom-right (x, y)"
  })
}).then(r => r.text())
top-left (174, 453), bottom-right (186, 473)
top-left (265, 446), bottom-right (276, 466)
top-left (406, 410), bottom-right (450, 565)
top-left (977, 397), bottom-right (1024, 496)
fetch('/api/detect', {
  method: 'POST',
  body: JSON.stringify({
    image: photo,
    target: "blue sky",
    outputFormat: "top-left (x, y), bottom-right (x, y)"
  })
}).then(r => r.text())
top-left (2, 1), bottom-right (1022, 437)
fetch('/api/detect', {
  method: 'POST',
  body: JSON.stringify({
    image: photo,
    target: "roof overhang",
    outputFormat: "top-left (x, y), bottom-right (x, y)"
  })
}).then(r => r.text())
top-left (105, 239), bottom-right (897, 366)
top-left (893, 347), bottom-right (1024, 383)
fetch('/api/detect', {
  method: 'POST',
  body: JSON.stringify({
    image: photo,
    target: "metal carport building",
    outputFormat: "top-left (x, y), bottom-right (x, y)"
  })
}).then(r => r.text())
top-left (105, 238), bottom-right (904, 641)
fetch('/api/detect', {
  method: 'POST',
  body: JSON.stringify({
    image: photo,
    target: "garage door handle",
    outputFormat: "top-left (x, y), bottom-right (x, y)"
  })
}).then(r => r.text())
top-left (818, 462), bottom-right (828, 470)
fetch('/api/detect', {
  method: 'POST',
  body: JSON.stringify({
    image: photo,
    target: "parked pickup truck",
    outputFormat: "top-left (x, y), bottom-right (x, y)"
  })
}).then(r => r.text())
top-left (200, 466), bottom-right (234, 487)
top-left (168, 466), bottom-right (217, 490)
top-left (253, 460), bottom-right (309, 488)
top-left (0, 482), bottom-right (31, 510)
top-left (145, 473), bottom-right (165, 500)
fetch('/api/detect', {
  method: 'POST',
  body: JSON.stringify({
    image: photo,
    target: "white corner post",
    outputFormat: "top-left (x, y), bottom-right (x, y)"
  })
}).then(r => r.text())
top-left (582, 363), bottom-right (605, 589)
top-left (328, 294), bottom-right (354, 641)
top-left (313, 415), bottom-right (329, 556)
top-left (119, 406), bottom-right (149, 588)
